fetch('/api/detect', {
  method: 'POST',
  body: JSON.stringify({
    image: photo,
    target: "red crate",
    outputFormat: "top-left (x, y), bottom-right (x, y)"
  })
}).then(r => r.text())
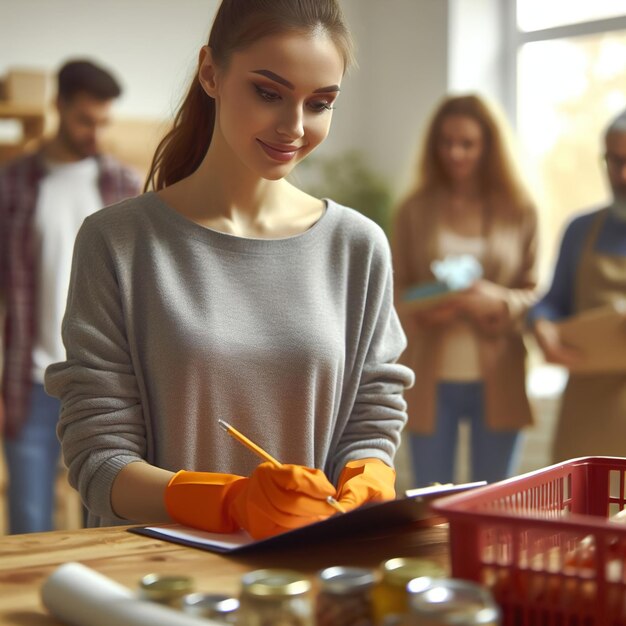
top-left (431, 457), bottom-right (626, 626)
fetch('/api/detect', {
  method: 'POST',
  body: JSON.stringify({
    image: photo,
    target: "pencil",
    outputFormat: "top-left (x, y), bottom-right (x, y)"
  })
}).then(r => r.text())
top-left (217, 419), bottom-right (346, 514)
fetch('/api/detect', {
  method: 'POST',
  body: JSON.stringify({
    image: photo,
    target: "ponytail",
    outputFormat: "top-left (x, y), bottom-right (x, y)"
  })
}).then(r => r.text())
top-left (144, 75), bottom-right (215, 191)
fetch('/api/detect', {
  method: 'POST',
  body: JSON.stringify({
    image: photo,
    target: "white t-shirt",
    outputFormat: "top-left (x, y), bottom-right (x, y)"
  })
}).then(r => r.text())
top-left (32, 157), bottom-right (102, 382)
top-left (436, 229), bottom-right (486, 382)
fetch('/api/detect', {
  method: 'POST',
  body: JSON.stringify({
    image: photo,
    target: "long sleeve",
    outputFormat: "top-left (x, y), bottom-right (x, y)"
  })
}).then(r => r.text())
top-left (527, 213), bottom-right (590, 324)
top-left (502, 206), bottom-right (539, 323)
top-left (329, 234), bottom-right (414, 483)
top-left (390, 202), bottom-right (416, 298)
top-left (45, 217), bottom-right (146, 521)
top-left (0, 169), bottom-right (7, 300)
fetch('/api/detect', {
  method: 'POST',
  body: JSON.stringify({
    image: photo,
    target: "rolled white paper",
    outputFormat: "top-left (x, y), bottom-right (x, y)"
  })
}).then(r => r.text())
top-left (41, 561), bottom-right (224, 626)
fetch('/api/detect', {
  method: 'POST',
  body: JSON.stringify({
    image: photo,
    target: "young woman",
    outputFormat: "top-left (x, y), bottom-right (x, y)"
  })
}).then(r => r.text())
top-left (392, 94), bottom-right (538, 487)
top-left (45, 0), bottom-right (413, 539)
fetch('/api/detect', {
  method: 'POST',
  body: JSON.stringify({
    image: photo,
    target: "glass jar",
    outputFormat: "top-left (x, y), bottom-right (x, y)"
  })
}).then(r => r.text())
top-left (138, 573), bottom-right (195, 606)
top-left (406, 577), bottom-right (501, 625)
top-left (237, 568), bottom-right (313, 626)
top-left (372, 558), bottom-right (445, 624)
top-left (181, 592), bottom-right (239, 623)
top-left (315, 565), bottom-right (376, 626)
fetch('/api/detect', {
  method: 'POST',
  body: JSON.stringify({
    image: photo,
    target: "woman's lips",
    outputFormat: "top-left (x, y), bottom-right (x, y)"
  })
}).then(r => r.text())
top-left (257, 139), bottom-right (302, 162)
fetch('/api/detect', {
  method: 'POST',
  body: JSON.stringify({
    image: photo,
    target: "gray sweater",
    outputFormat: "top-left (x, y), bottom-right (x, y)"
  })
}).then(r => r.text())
top-left (45, 193), bottom-right (414, 527)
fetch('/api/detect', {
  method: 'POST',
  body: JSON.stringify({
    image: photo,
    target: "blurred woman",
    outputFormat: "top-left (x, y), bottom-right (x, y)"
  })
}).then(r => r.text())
top-left (392, 94), bottom-right (538, 486)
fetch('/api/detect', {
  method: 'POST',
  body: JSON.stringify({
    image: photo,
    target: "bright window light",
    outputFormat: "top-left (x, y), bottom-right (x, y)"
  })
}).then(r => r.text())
top-left (517, 29), bottom-right (626, 278)
top-left (517, 1), bottom-right (626, 32)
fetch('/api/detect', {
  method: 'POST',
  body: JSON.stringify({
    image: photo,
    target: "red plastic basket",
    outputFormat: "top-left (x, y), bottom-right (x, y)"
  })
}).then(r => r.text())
top-left (431, 457), bottom-right (626, 626)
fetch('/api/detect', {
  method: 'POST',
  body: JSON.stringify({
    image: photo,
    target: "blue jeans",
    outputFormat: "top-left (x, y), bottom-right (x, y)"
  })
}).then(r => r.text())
top-left (409, 381), bottom-right (521, 487)
top-left (3, 383), bottom-right (62, 534)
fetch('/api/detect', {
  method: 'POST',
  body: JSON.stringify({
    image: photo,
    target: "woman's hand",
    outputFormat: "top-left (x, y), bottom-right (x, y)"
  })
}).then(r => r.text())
top-left (230, 463), bottom-right (338, 539)
top-left (533, 318), bottom-right (583, 368)
top-left (455, 279), bottom-right (509, 333)
top-left (413, 299), bottom-right (461, 326)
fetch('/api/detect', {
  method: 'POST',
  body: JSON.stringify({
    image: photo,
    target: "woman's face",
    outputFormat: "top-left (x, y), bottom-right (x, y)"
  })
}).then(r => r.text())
top-left (436, 115), bottom-right (485, 184)
top-left (202, 30), bottom-right (344, 180)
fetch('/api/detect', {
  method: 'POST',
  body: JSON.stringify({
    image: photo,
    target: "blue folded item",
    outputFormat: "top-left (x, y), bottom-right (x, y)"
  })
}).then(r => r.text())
top-left (402, 281), bottom-right (451, 302)
top-left (402, 254), bottom-right (484, 303)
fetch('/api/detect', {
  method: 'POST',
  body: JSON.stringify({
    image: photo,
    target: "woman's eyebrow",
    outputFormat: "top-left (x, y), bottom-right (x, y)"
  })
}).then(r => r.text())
top-left (251, 69), bottom-right (340, 94)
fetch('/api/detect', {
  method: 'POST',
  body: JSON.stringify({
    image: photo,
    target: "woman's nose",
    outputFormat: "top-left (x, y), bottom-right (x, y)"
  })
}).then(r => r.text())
top-left (276, 106), bottom-right (304, 140)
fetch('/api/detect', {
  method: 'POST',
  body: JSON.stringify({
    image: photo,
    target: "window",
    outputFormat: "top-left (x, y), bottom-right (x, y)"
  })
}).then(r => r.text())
top-left (518, 1), bottom-right (626, 32)
top-left (508, 5), bottom-right (626, 279)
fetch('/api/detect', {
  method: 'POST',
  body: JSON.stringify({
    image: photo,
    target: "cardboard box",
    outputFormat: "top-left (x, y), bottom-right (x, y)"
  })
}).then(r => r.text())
top-left (5, 69), bottom-right (50, 106)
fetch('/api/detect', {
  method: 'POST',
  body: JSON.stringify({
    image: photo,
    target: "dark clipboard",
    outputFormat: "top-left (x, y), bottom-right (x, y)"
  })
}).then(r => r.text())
top-left (129, 482), bottom-right (486, 555)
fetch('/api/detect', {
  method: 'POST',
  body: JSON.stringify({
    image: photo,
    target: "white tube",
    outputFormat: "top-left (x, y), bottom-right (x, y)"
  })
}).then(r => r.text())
top-left (41, 562), bottom-right (224, 626)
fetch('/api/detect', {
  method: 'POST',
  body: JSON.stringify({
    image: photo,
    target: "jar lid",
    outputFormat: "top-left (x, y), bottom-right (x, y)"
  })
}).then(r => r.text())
top-left (181, 592), bottom-right (240, 617)
top-left (139, 574), bottom-right (194, 601)
top-left (408, 578), bottom-right (501, 625)
top-left (241, 569), bottom-right (311, 597)
top-left (318, 566), bottom-right (376, 594)
top-left (381, 558), bottom-right (445, 587)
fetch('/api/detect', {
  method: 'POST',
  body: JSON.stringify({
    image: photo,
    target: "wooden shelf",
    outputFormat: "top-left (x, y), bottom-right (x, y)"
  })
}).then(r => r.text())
top-left (0, 101), bottom-right (46, 119)
top-left (0, 101), bottom-right (47, 164)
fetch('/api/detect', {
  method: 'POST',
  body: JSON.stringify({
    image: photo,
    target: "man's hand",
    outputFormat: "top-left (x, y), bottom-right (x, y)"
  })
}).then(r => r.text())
top-left (533, 318), bottom-right (583, 368)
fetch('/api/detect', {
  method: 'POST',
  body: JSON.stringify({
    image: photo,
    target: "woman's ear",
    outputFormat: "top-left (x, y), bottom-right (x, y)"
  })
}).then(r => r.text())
top-left (198, 46), bottom-right (219, 97)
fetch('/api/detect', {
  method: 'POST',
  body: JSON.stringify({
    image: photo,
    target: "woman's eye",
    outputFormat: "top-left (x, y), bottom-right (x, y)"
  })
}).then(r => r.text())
top-left (308, 100), bottom-right (335, 113)
top-left (254, 85), bottom-right (280, 102)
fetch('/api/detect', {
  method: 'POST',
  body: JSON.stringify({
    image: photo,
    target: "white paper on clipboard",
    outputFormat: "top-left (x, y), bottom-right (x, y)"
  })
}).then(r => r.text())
top-left (131, 481), bottom-right (486, 554)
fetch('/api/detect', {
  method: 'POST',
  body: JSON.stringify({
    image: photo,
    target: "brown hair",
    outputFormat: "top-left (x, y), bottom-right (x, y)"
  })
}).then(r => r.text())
top-left (394, 94), bottom-right (537, 285)
top-left (405, 94), bottom-right (531, 214)
top-left (145, 0), bottom-right (354, 192)
top-left (58, 59), bottom-right (121, 102)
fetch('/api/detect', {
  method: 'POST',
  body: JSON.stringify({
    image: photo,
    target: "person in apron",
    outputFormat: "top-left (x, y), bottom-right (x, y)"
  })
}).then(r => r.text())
top-left (529, 108), bottom-right (626, 462)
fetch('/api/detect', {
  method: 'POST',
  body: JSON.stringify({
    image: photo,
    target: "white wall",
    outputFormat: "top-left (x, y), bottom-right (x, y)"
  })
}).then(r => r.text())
top-left (341, 0), bottom-right (449, 196)
top-left (0, 0), bottom-right (218, 119)
top-left (0, 0), bottom-right (449, 197)
top-left (448, 0), bottom-right (506, 106)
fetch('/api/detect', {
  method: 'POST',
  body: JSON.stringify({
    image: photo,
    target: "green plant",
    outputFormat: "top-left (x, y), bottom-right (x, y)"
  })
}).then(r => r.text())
top-left (294, 150), bottom-right (394, 234)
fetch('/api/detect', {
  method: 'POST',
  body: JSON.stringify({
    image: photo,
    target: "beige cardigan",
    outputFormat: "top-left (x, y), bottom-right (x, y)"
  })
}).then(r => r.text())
top-left (391, 193), bottom-right (538, 434)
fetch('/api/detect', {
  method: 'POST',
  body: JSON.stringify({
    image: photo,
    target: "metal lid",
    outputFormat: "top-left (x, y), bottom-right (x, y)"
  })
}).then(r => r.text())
top-left (241, 569), bottom-right (311, 597)
top-left (408, 578), bottom-right (501, 625)
top-left (139, 573), bottom-right (194, 601)
top-left (317, 566), bottom-right (376, 594)
top-left (181, 593), bottom-right (240, 617)
top-left (381, 558), bottom-right (445, 587)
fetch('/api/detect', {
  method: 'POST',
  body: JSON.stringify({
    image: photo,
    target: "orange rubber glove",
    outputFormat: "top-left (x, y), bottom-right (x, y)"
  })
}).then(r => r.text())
top-left (164, 470), bottom-right (248, 534)
top-left (165, 463), bottom-right (338, 540)
top-left (230, 462), bottom-right (338, 539)
top-left (335, 458), bottom-right (396, 511)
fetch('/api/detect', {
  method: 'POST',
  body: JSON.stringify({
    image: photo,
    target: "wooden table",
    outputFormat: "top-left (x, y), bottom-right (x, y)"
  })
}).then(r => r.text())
top-left (0, 522), bottom-right (449, 625)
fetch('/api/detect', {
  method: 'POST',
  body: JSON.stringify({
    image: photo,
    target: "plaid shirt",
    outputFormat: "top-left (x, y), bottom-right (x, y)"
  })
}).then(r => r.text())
top-left (0, 150), bottom-right (142, 437)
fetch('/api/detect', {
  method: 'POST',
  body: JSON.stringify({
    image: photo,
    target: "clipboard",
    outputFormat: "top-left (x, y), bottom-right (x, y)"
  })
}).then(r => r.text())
top-left (556, 302), bottom-right (626, 374)
top-left (130, 481), bottom-right (486, 555)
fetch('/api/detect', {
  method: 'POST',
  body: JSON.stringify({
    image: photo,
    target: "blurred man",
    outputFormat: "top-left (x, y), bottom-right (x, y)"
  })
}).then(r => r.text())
top-left (529, 109), bottom-right (626, 462)
top-left (0, 59), bottom-right (141, 533)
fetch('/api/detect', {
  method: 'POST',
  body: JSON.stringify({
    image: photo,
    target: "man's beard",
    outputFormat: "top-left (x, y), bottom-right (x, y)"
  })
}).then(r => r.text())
top-left (59, 124), bottom-right (98, 160)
